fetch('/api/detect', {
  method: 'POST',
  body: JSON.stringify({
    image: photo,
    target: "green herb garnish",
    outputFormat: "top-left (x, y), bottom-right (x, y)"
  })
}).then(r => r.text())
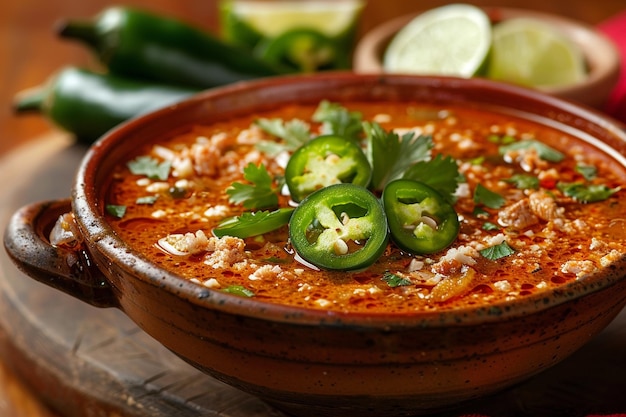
top-left (479, 241), bottom-right (515, 260)
top-left (403, 154), bottom-right (461, 204)
top-left (473, 184), bottom-right (505, 209)
top-left (255, 118), bottom-right (311, 155)
top-left (364, 121), bottom-right (433, 191)
top-left (504, 174), bottom-right (539, 190)
top-left (106, 204), bottom-right (126, 218)
top-left (576, 164), bottom-right (597, 180)
top-left (557, 182), bottom-right (618, 203)
top-left (227, 163), bottom-right (279, 209)
top-left (312, 100), bottom-right (364, 142)
top-left (482, 222), bottom-right (500, 231)
top-left (382, 271), bottom-right (412, 287)
top-left (127, 156), bottom-right (171, 181)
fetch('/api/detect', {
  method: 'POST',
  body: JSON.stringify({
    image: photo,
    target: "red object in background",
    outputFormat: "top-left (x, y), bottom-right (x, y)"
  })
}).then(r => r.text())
top-left (599, 9), bottom-right (626, 124)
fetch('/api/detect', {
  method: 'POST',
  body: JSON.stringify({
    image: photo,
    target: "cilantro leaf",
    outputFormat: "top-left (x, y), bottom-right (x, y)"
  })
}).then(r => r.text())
top-left (403, 154), bottom-right (461, 203)
top-left (227, 163), bottom-right (278, 209)
top-left (473, 184), bottom-right (505, 209)
top-left (482, 222), bottom-right (500, 231)
top-left (557, 182), bottom-right (618, 203)
top-left (312, 100), bottom-right (363, 142)
top-left (499, 139), bottom-right (564, 162)
top-left (127, 156), bottom-right (171, 180)
top-left (382, 271), bottom-right (412, 287)
top-left (479, 241), bottom-right (515, 260)
top-left (255, 118), bottom-right (311, 155)
top-left (576, 164), bottom-right (597, 180)
top-left (504, 174), bottom-right (539, 190)
top-left (106, 204), bottom-right (126, 218)
top-left (364, 121), bottom-right (433, 191)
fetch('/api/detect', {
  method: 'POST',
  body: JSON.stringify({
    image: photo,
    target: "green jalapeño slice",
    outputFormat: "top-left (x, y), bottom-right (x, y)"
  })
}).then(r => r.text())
top-left (285, 135), bottom-right (372, 203)
top-left (382, 179), bottom-right (459, 254)
top-left (289, 183), bottom-right (388, 271)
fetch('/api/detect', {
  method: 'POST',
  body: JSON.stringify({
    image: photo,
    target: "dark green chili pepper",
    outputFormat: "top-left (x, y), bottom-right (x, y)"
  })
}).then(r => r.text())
top-left (289, 183), bottom-right (388, 271)
top-left (13, 66), bottom-right (197, 143)
top-left (285, 135), bottom-right (372, 202)
top-left (256, 28), bottom-right (349, 73)
top-left (56, 7), bottom-right (286, 89)
top-left (382, 179), bottom-right (459, 254)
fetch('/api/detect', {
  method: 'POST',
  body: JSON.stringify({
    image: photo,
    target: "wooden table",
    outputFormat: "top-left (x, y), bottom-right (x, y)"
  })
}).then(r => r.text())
top-left (0, 1), bottom-right (625, 416)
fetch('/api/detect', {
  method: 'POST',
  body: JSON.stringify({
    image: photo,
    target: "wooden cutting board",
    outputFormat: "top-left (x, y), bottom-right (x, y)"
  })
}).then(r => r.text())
top-left (1, 134), bottom-right (625, 417)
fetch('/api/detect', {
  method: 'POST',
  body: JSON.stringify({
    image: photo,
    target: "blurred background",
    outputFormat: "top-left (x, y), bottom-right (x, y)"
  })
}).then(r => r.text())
top-left (1, 0), bottom-right (624, 156)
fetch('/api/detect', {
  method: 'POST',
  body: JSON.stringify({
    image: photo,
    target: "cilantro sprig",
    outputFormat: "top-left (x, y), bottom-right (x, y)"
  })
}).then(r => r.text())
top-left (364, 121), bottom-right (434, 191)
top-left (227, 163), bottom-right (280, 209)
top-left (312, 100), bottom-right (364, 142)
top-left (557, 182), bottom-right (618, 203)
top-left (403, 154), bottom-right (461, 204)
top-left (254, 118), bottom-right (311, 156)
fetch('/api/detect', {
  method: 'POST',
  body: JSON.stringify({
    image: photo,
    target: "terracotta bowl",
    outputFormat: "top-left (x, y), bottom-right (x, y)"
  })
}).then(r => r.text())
top-left (5, 73), bottom-right (626, 417)
top-left (353, 7), bottom-right (621, 109)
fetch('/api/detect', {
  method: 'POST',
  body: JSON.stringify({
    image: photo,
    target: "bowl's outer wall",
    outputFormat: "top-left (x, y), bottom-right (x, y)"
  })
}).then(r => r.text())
top-left (92, 243), bottom-right (626, 416)
top-left (71, 74), bottom-right (626, 416)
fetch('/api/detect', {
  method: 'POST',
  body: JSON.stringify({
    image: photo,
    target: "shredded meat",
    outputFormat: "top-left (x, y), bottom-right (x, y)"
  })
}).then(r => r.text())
top-left (498, 199), bottom-right (539, 229)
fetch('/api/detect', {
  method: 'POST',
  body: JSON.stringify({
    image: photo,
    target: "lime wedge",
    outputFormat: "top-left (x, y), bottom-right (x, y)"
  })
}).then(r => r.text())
top-left (383, 4), bottom-right (492, 77)
top-left (487, 18), bottom-right (587, 88)
top-left (225, 0), bottom-right (365, 38)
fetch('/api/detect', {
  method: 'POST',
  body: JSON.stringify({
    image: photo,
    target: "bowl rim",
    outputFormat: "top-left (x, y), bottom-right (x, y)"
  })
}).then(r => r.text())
top-left (353, 6), bottom-right (622, 101)
top-left (72, 72), bottom-right (626, 328)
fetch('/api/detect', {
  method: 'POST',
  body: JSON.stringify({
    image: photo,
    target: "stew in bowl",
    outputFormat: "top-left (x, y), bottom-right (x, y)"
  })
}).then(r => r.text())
top-left (5, 73), bottom-right (626, 416)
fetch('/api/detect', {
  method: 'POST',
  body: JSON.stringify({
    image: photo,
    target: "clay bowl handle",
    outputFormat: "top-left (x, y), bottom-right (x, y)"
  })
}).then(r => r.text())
top-left (3, 199), bottom-right (118, 308)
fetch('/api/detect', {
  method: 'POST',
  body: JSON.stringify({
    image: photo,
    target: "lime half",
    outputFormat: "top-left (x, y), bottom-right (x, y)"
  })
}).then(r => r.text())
top-left (224, 0), bottom-right (365, 38)
top-left (487, 18), bottom-right (587, 88)
top-left (383, 4), bottom-right (492, 77)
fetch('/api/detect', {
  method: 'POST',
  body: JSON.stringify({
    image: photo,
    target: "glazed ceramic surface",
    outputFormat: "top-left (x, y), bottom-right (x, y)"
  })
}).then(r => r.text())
top-left (5, 74), bottom-right (626, 417)
top-left (353, 7), bottom-right (621, 109)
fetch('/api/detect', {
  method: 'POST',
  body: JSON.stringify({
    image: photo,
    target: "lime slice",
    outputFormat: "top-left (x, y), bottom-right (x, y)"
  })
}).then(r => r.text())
top-left (383, 4), bottom-right (492, 77)
top-left (224, 0), bottom-right (365, 38)
top-left (487, 18), bottom-right (587, 88)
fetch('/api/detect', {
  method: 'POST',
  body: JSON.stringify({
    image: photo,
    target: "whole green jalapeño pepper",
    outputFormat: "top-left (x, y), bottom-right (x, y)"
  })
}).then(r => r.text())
top-left (13, 66), bottom-right (197, 143)
top-left (285, 135), bottom-right (372, 203)
top-left (289, 183), bottom-right (388, 271)
top-left (56, 7), bottom-right (285, 89)
top-left (382, 179), bottom-right (460, 255)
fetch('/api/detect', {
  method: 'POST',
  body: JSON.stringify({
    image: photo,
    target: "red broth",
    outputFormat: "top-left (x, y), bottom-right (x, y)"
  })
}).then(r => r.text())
top-left (103, 101), bottom-right (626, 313)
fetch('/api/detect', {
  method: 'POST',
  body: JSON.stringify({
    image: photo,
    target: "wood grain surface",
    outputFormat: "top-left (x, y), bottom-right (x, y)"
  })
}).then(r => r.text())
top-left (1, 1), bottom-right (625, 416)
